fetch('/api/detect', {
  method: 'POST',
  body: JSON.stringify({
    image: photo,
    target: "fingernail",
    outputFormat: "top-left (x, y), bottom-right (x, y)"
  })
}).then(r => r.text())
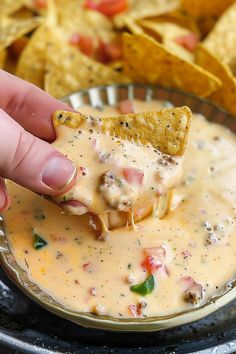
top-left (42, 156), bottom-right (76, 190)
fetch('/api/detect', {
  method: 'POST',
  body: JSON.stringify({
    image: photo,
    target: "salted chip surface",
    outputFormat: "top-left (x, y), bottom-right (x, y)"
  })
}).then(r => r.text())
top-left (53, 106), bottom-right (191, 156)
top-left (0, 0), bottom-right (25, 17)
top-left (114, 0), bottom-right (179, 28)
top-left (44, 40), bottom-right (130, 98)
top-left (196, 44), bottom-right (236, 115)
top-left (58, 1), bottom-right (115, 46)
top-left (123, 33), bottom-right (221, 98)
top-left (181, 0), bottom-right (235, 17)
top-left (139, 20), bottom-right (195, 61)
top-left (16, 26), bottom-right (59, 88)
top-left (203, 2), bottom-right (236, 73)
top-left (0, 17), bottom-right (41, 49)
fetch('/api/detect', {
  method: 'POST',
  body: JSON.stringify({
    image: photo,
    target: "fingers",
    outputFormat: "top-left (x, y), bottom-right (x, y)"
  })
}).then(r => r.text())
top-left (0, 108), bottom-right (77, 195)
top-left (0, 178), bottom-right (10, 212)
top-left (0, 70), bottom-right (74, 141)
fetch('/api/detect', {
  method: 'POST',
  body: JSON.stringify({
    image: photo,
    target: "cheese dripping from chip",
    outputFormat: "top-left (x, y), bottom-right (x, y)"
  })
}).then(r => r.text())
top-left (50, 106), bottom-right (191, 237)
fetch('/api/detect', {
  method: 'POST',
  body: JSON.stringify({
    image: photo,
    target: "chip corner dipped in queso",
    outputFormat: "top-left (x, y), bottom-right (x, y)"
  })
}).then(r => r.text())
top-left (50, 105), bottom-right (191, 235)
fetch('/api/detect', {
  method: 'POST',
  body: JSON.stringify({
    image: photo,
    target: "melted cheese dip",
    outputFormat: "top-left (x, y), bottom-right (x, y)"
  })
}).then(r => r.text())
top-left (2, 100), bottom-right (236, 318)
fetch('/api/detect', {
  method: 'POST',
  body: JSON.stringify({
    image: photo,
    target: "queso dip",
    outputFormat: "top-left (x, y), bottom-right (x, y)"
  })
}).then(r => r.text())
top-left (2, 100), bottom-right (236, 318)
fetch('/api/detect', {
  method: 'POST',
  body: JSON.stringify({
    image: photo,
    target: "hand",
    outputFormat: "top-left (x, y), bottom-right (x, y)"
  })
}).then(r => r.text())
top-left (0, 70), bottom-right (77, 211)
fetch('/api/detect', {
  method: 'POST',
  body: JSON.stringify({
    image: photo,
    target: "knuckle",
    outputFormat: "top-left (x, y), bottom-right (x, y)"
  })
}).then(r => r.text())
top-left (11, 130), bottom-right (37, 171)
top-left (6, 85), bottom-right (32, 118)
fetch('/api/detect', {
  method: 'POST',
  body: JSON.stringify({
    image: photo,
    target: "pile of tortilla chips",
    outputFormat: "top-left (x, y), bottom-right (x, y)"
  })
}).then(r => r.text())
top-left (1, 0), bottom-right (236, 115)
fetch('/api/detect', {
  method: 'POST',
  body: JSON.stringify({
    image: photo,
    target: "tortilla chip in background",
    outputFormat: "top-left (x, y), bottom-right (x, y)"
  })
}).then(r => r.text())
top-left (9, 36), bottom-right (28, 59)
top-left (58, 1), bottom-right (115, 47)
top-left (123, 33), bottom-right (221, 98)
top-left (44, 39), bottom-right (130, 99)
top-left (196, 16), bottom-right (217, 38)
top-left (0, 49), bottom-right (7, 68)
top-left (53, 106), bottom-right (192, 156)
top-left (181, 0), bottom-right (235, 17)
top-left (196, 44), bottom-right (236, 115)
top-left (0, 17), bottom-right (41, 49)
top-left (139, 20), bottom-right (195, 61)
top-left (203, 2), bottom-right (236, 71)
top-left (114, 0), bottom-right (180, 28)
top-left (0, 0), bottom-right (25, 17)
top-left (11, 7), bottom-right (35, 20)
top-left (15, 25), bottom-right (58, 88)
top-left (124, 17), bottom-right (144, 35)
top-left (3, 50), bottom-right (18, 73)
top-left (148, 11), bottom-right (200, 35)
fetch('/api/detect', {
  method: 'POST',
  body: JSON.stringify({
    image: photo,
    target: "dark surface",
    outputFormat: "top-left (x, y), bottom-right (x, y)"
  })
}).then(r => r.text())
top-left (0, 265), bottom-right (236, 354)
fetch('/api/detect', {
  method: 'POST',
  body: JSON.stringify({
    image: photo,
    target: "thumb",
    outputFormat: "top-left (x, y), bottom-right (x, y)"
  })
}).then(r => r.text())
top-left (0, 109), bottom-right (77, 195)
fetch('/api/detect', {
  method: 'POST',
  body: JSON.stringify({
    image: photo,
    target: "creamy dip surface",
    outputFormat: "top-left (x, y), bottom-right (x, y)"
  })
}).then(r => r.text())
top-left (2, 100), bottom-right (236, 318)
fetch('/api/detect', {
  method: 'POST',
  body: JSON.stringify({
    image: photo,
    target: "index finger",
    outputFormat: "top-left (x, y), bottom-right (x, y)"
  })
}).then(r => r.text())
top-left (0, 70), bottom-right (73, 141)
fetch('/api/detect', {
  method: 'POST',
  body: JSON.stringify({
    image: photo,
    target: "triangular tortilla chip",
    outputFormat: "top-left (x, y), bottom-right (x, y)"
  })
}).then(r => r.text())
top-left (58, 1), bottom-right (115, 46)
top-left (10, 7), bottom-right (35, 21)
top-left (44, 40), bottom-right (130, 98)
top-left (196, 44), bottom-right (236, 115)
top-left (0, 0), bottom-right (25, 17)
top-left (123, 33), bottom-right (221, 98)
top-left (53, 106), bottom-right (192, 156)
top-left (114, 0), bottom-right (180, 28)
top-left (0, 49), bottom-right (7, 68)
top-left (139, 20), bottom-right (195, 61)
top-left (149, 11), bottom-right (200, 35)
top-left (203, 2), bottom-right (236, 73)
top-left (0, 17), bottom-right (41, 49)
top-left (15, 25), bottom-right (58, 88)
top-left (181, 0), bottom-right (235, 17)
top-left (123, 17), bottom-right (144, 35)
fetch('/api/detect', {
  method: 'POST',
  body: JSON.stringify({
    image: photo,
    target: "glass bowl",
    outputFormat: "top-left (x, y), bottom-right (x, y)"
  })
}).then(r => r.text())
top-left (0, 84), bottom-right (236, 332)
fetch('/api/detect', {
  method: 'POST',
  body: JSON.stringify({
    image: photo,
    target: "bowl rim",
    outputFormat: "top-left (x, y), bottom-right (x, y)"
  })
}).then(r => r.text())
top-left (1, 83), bottom-right (236, 332)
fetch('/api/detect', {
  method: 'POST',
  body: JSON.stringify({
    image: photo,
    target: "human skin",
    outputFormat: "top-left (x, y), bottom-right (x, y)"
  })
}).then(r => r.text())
top-left (0, 70), bottom-right (77, 211)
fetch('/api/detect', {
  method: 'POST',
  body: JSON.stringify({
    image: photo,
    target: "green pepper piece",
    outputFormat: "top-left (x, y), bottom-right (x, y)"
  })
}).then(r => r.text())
top-left (130, 274), bottom-right (155, 295)
top-left (33, 232), bottom-right (47, 250)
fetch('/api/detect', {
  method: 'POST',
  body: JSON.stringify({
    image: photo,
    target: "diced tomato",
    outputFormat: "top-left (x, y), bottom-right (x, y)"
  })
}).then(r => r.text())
top-left (141, 255), bottom-right (162, 274)
top-left (33, 0), bottom-right (48, 8)
top-left (69, 33), bottom-right (94, 57)
top-left (123, 168), bottom-right (144, 185)
top-left (97, 40), bottom-right (110, 63)
top-left (144, 245), bottom-right (166, 260)
top-left (105, 42), bottom-right (122, 61)
top-left (175, 33), bottom-right (199, 52)
top-left (128, 304), bottom-right (138, 317)
top-left (178, 276), bottom-right (195, 291)
top-left (118, 100), bottom-right (135, 114)
top-left (84, 0), bottom-right (128, 17)
top-left (97, 40), bottom-right (122, 63)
